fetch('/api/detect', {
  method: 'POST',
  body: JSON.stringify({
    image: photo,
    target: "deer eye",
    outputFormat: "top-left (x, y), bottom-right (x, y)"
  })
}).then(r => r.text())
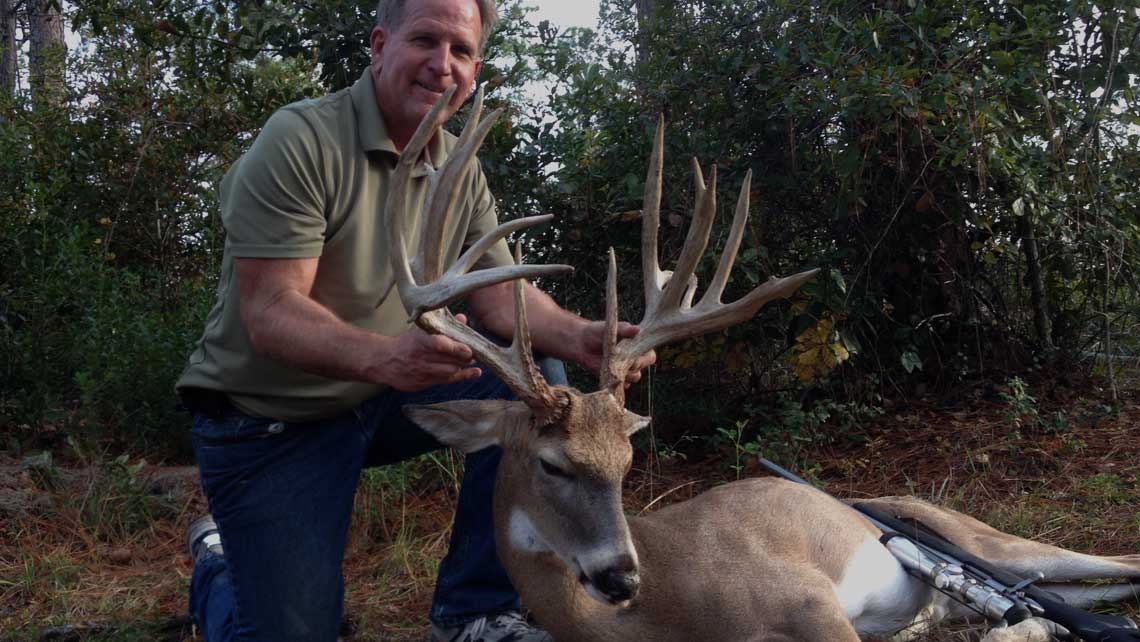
top-left (538, 458), bottom-right (573, 480)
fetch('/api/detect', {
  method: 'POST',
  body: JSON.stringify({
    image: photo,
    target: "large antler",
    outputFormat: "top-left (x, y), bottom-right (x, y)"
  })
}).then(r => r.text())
top-left (387, 86), bottom-right (571, 414)
top-left (600, 116), bottom-right (820, 402)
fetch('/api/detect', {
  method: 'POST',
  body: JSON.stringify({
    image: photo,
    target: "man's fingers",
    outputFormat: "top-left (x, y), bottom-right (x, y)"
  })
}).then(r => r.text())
top-left (625, 351), bottom-right (655, 374)
top-left (616, 349), bottom-right (655, 387)
top-left (446, 366), bottom-right (482, 383)
top-left (416, 362), bottom-right (481, 387)
top-left (637, 349), bottom-right (657, 369)
top-left (617, 322), bottom-right (641, 339)
top-left (425, 333), bottom-right (474, 363)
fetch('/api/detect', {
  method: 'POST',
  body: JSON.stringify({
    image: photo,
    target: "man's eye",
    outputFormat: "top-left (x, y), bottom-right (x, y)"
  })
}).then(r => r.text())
top-left (539, 459), bottom-right (573, 479)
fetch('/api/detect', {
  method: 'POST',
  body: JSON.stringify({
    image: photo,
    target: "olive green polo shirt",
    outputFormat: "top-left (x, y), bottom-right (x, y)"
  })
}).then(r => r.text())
top-left (176, 70), bottom-right (513, 422)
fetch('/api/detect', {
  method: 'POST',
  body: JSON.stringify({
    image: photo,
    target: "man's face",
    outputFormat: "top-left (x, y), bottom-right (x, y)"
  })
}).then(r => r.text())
top-left (370, 0), bottom-right (483, 148)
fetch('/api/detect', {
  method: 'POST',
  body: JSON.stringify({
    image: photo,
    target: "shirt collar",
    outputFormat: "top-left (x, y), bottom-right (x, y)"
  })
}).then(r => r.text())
top-left (349, 69), bottom-right (448, 173)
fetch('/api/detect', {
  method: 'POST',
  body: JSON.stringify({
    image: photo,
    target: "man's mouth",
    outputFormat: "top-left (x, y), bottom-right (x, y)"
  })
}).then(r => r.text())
top-left (415, 81), bottom-right (446, 96)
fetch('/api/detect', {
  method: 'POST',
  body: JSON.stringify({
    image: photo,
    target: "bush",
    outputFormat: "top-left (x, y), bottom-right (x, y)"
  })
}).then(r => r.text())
top-left (0, 210), bottom-right (211, 458)
top-left (0, 100), bottom-right (212, 458)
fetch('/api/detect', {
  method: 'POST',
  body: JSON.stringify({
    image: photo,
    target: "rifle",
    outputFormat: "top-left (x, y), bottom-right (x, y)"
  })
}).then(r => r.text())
top-left (758, 458), bottom-right (1140, 642)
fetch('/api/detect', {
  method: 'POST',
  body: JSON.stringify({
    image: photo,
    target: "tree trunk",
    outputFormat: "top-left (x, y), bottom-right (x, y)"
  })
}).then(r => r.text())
top-left (0, 0), bottom-right (15, 99)
top-left (28, 0), bottom-right (65, 110)
top-left (635, 0), bottom-right (655, 69)
top-left (1017, 212), bottom-right (1055, 352)
top-left (634, 0), bottom-right (658, 112)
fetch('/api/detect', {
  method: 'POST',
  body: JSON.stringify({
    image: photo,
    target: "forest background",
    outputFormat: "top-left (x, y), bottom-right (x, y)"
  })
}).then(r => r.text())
top-left (4, 0), bottom-right (1138, 458)
top-left (1, 0), bottom-right (1138, 638)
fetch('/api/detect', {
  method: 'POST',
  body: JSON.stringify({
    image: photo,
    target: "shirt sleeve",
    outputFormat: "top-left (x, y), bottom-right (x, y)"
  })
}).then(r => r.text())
top-left (219, 107), bottom-right (328, 258)
top-left (465, 162), bottom-right (514, 270)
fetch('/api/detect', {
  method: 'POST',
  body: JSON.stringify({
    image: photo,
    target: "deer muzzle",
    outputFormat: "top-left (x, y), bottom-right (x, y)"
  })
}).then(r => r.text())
top-left (579, 553), bottom-right (640, 605)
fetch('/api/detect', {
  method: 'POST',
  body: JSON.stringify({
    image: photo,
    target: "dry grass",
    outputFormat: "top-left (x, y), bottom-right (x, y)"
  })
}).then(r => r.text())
top-left (1, 382), bottom-right (1137, 641)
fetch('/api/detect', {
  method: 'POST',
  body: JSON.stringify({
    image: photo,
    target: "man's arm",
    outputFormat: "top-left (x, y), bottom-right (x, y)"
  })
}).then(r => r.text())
top-left (468, 281), bottom-right (655, 384)
top-left (236, 257), bottom-right (483, 392)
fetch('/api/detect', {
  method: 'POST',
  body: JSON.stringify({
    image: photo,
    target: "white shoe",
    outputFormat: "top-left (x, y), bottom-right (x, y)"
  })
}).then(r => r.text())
top-left (431, 611), bottom-right (553, 642)
top-left (186, 514), bottom-right (224, 563)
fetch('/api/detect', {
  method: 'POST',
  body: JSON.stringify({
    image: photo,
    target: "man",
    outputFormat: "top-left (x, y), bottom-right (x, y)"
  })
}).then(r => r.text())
top-left (176, 0), bottom-right (653, 640)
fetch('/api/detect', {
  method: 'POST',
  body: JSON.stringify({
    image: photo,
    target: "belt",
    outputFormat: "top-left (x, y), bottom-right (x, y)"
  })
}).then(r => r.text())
top-left (179, 387), bottom-right (236, 418)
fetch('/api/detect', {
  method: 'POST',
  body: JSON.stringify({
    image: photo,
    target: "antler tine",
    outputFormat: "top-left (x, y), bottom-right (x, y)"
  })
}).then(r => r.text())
top-left (388, 86), bottom-right (458, 295)
top-left (641, 115), bottom-right (666, 312)
top-left (657, 159), bottom-right (716, 313)
top-left (402, 214), bottom-right (571, 320)
top-left (600, 248), bottom-right (623, 399)
top-left (420, 85), bottom-right (499, 282)
top-left (387, 87), bottom-right (570, 414)
top-left (700, 169), bottom-right (752, 307)
top-left (599, 116), bottom-right (819, 397)
top-left (388, 86), bottom-right (573, 321)
top-left (507, 243), bottom-right (562, 409)
top-left (415, 242), bottom-right (564, 415)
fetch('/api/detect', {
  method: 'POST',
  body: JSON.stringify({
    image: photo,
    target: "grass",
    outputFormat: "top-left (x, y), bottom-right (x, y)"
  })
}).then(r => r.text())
top-left (2, 381), bottom-right (1138, 641)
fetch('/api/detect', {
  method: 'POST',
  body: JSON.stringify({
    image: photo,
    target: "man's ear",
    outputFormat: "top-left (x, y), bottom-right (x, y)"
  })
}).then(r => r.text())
top-left (369, 26), bottom-right (387, 66)
top-left (403, 399), bottom-right (528, 453)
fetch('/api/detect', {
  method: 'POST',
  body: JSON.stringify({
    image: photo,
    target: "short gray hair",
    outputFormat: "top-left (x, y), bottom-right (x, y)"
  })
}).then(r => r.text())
top-left (376, 0), bottom-right (498, 55)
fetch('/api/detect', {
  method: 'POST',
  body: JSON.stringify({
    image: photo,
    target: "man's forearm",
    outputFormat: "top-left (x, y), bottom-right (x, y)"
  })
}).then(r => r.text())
top-left (246, 289), bottom-right (392, 384)
top-left (470, 282), bottom-right (590, 365)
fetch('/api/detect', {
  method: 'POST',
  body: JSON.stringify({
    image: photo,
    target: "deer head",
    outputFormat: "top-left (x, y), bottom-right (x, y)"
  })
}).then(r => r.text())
top-left (393, 88), bottom-right (818, 606)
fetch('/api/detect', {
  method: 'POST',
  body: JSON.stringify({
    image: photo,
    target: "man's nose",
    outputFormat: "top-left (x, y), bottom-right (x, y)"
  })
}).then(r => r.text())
top-left (426, 45), bottom-right (452, 75)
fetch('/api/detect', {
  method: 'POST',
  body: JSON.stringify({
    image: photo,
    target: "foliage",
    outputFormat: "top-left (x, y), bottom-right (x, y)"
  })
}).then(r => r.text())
top-left (0, 0), bottom-right (561, 457)
top-left (73, 451), bottom-right (180, 542)
top-left (999, 376), bottom-right (1040, 430)
top-left (714, 420), bottom-right (761, 479)
top-left (1079, 473), bottom-right (1131, 506)
top-left (748, 392), bottom-right (884, 464)
top-left (3, 0), bottom-right (1139, 459)
top-left (0, 1), bottom-right (321, 456)
top-left (790, 313), bottom-right (852, 382)
top-left (510, 0), bottom-right (1139, 433)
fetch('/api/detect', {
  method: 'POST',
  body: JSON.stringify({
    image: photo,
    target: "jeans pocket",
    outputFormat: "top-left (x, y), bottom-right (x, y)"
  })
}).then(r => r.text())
top-left (191, 413), bottom-right (286, 446)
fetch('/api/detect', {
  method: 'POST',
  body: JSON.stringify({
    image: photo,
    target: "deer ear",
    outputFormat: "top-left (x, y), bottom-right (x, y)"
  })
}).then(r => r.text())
top-left (625, 410), bottom-right (651, 436)
top-left (404, 399), bottom-right (527, 453)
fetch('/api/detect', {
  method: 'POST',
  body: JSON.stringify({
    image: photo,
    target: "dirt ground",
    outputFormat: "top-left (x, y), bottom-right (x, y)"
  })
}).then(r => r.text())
top-left (2, 379), bottom-right (1137, 642)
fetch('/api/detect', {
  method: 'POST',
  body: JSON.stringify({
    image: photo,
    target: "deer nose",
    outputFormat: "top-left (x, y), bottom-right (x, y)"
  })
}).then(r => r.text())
top-left (593, 556), bottom-right (640, 602)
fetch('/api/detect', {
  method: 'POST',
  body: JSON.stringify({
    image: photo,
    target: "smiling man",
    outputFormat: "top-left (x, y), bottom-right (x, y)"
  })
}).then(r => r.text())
top-left (176, 1), bottom-right (653, 641)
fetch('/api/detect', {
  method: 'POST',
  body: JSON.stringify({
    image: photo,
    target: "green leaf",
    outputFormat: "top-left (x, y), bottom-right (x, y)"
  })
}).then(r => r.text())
top-left (829, 268), bottom-right (847, 294)
top-left (901, 351), bottom-right (923, 373)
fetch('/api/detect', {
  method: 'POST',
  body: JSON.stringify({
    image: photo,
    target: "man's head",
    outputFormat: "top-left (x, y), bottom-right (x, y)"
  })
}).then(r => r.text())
top-left (376, 0), bottom-right (498, 54)
top-left (370, 0), bottom-right (498, 150)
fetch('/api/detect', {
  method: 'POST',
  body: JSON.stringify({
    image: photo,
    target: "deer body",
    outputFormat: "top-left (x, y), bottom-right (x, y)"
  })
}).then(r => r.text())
top-left (410, 393), bottom-right (1140, 642)
top-left (498, 476), bottom-right (919, 642)
top-left (388, 90), bottom-right (1140, 642)
top-left (493, 459), bottom-right (1140, 642)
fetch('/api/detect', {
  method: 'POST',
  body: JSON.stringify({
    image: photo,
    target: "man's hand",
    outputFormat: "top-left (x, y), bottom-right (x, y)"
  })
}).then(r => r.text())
top-left (468, 282), bottom-right (654, 387)
top-left (577, 321), bottom-right (656, 386)
top-left (372, 314), bottom-right (483, 392)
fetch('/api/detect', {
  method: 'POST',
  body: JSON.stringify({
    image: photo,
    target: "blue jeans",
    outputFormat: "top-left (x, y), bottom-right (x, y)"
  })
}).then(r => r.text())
top-left (188, 357), bottom-right (567, 642)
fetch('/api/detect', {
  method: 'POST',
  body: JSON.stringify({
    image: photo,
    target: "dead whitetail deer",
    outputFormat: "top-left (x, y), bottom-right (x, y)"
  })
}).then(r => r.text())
top-left (388, 88), bottom-right (1140, 642)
